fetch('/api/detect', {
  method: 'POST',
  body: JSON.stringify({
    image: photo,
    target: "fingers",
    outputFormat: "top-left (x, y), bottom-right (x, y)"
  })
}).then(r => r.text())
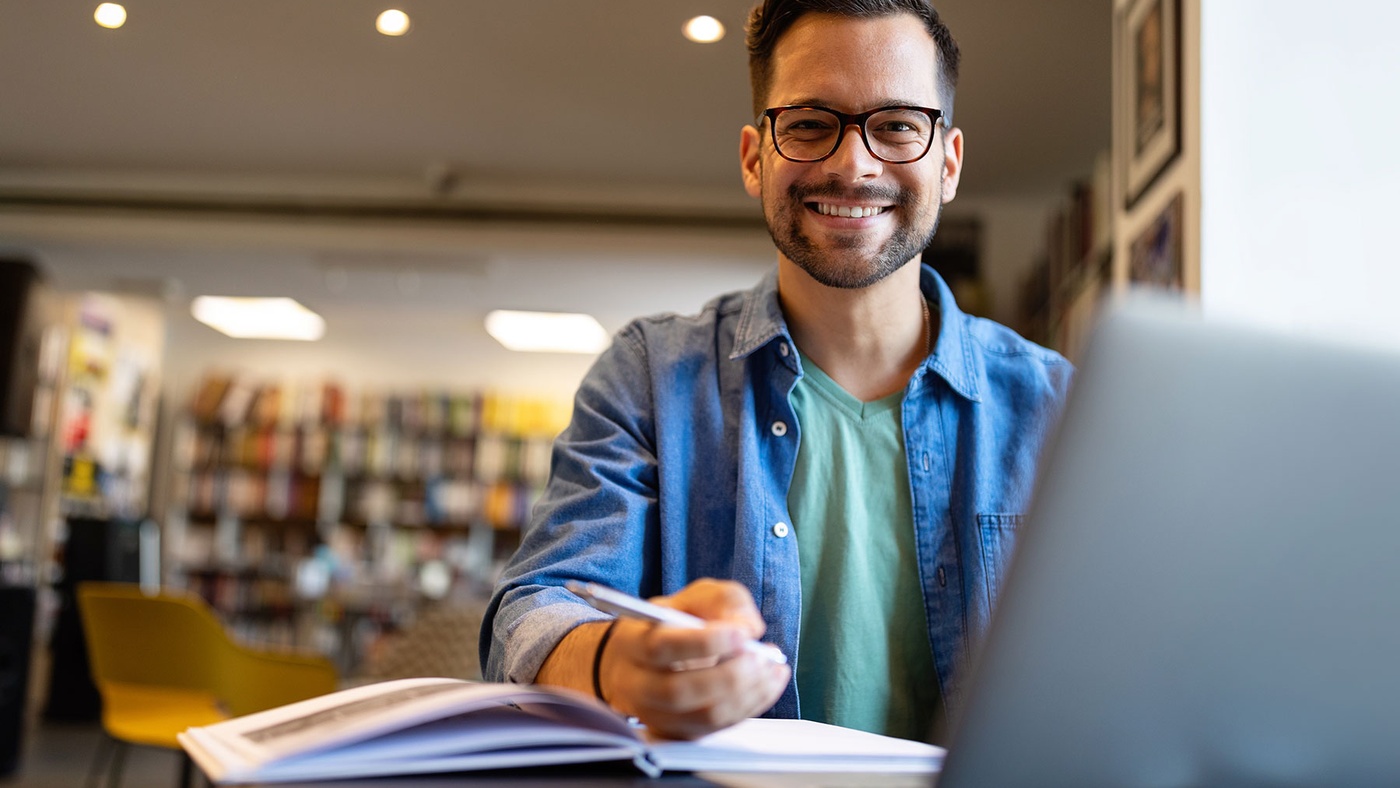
top-left (657, 578), bottom-right (766, 639)
top-left (673, 661), bottom-right (787, 739)
top-left (596, 578), bottom-right (790, 740)
top-left (619, 617), bottom-right (749, 668)
top-left (624, 647), bottom-right (791, 741)
top-left (626, 578), bottom-right (766, 667)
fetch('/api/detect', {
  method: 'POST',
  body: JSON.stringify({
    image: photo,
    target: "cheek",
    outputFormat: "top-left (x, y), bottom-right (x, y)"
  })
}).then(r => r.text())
top-left (913, 165), bottom-right (945, 203)
top-left (761, 162), bottom-right (798, 202)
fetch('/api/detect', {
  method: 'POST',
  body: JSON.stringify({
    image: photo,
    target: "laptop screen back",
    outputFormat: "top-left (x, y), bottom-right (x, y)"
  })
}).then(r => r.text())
top-left (940, 300), bottom-right (1400, 786)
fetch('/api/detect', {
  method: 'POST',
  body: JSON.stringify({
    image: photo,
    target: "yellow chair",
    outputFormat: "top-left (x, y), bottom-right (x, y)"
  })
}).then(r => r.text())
top-left (77, 582), bottom-right (337, 788)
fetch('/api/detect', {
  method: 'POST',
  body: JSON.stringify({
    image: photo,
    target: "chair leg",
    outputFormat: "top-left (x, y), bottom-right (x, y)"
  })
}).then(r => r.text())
top-left (88, 736), bottom-right (195, 788)
top-left (103, 739), bottom-right (129, 788)
top-left (85, 735), bottom-right (115, 788)
top-left (179, 750), bottom-right (196, 788)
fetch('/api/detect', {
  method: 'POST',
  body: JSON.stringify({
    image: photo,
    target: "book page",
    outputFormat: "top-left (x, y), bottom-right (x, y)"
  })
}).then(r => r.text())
top-left (248, 707), bottom-right (649, 782)
top-left (280, 706), bottom-right (633, 765)
top-left (648, 718), bottom-right (944, 773)
top-left (701, 774), bottom-right (933, 788)
top-left (194, 678), bottom-right (636, 768)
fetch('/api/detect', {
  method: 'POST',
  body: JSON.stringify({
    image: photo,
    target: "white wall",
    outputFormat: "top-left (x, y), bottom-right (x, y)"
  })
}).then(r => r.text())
top-left (156, 246), bottom-right (775, 403)
top-left (8, 212), bottom-right (777, 405)
top-left (948, 194), bottom-right (1063, 327)
top-left (1199, 1), bottom-right (1400, 346)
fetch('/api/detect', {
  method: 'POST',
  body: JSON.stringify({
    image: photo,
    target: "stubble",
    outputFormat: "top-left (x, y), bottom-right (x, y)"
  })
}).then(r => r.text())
top-left (762, 174), bottom-right (944, 290)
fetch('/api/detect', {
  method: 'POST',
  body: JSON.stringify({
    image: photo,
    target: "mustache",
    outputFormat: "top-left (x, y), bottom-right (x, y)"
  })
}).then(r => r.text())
top-left (788, 181), bottom-right (905, 205)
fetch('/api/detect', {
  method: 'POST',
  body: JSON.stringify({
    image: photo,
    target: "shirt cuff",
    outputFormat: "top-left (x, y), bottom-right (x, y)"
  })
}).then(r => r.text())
top-left (501, 601), bottom-right (612, 685)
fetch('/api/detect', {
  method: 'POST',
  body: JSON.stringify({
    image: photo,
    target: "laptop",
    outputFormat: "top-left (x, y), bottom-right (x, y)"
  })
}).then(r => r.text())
top-left (939, 297), bottom-right (1400, 786)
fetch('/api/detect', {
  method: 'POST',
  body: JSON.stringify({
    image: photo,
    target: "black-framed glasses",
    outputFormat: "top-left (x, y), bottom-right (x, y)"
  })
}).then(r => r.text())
top-left (757, 105), bottom-right (944, 164)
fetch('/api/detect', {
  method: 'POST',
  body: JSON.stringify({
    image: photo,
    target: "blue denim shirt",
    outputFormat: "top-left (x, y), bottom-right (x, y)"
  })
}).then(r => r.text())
top-left (481, 265), bottom-right (1072, 720)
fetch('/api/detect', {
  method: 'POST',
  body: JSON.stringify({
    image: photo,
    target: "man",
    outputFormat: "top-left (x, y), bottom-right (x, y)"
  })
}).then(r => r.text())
top-left (481, 0), bottom-right (1071, 743)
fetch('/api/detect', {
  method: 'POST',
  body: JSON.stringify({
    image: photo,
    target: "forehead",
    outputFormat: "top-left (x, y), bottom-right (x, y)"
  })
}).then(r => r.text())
top-left (767, 12), bottom-right (941, 110)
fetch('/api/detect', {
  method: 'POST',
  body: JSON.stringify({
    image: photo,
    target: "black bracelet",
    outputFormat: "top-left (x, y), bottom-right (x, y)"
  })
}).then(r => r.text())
top-left (592, 619), bottom-right (620, 705)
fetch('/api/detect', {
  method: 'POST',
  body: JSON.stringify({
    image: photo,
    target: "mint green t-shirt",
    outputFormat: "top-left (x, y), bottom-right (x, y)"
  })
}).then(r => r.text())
top-left (787, 359), bottom-right (940, 741)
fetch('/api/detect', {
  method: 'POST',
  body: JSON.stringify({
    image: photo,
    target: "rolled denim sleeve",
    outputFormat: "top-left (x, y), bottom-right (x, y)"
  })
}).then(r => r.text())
top-left (480, 326), bottom-right (660, 683)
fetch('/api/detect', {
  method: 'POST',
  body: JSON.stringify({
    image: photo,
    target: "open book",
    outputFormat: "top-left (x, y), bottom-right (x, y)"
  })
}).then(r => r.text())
top-left (177, 677), bottom-right (944, 783)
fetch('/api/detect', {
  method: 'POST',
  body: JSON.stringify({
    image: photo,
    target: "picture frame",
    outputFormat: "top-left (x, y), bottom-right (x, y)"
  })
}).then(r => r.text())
top-left (1117, 0), bottom-right (1181, 209)
top-left (1128, 192), bottom-right (1184, 290)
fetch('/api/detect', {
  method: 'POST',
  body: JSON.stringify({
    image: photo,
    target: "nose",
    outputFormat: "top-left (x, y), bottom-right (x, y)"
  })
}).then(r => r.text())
top-left (821, 124), bottom-right (883, 182)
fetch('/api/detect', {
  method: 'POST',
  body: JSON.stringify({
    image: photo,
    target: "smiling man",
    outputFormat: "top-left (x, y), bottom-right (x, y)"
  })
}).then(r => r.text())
top-left (481, 0), bottom-right (1072, 743)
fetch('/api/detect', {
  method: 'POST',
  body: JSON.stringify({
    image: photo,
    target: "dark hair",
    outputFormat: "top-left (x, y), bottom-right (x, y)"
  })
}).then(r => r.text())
top-left (745, 0), bottom-right (961, 124)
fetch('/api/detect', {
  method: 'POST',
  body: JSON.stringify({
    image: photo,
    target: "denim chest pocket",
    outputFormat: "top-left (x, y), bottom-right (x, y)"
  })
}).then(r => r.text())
top-left (978, 513), bottom-right (1026, 609)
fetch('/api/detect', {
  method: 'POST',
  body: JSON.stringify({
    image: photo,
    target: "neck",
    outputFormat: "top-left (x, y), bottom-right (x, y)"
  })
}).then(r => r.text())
top-left (777, 258), bottom-right (931, 402)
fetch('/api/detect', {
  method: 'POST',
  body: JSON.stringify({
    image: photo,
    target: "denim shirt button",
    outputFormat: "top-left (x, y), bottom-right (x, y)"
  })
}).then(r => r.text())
top-left (937, 565), bottom-right (947, 587)
top-left (922, 452), bottom-right (931, 472)
top-left (770, 420), bottom-right (788, 437)
top-left (779, 342), bottom-right (790, 357)
top-left (772, 522), bottom-right (790, 538)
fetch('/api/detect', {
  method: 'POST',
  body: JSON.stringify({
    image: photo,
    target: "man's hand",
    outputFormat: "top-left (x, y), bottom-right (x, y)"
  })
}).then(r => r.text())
top-left (538, 578), bottom-right (790, 740)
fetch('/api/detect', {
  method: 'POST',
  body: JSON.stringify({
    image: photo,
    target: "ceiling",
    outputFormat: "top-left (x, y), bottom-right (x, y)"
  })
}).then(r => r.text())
top-left (0, 0), bottom-right (1110, 205)
top-left (0, 1), bottom-right (1111, 396)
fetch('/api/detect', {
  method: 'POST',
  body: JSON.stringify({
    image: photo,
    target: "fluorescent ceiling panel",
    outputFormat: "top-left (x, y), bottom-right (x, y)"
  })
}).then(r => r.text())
top-left (484, 310), bottom-right (608, 354)
top-left (191, 296), bottom-right (326, 341)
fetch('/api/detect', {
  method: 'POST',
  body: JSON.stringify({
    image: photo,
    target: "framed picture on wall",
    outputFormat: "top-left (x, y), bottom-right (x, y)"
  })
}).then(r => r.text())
top-left (1129, 192), bottom-right (1184, 290)
top-left (1118, 0), bottom-right (1181, 209)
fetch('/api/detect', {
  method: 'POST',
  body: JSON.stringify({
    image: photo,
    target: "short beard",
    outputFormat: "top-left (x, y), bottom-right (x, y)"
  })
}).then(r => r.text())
top-left (764, 179), bottom-right (943, 290)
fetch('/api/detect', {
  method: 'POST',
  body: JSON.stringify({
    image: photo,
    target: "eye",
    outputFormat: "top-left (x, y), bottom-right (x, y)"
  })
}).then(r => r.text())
top-left (781, 117), bottom-right (836, 132)
top-left (870, 109), bottom-right (932, 133)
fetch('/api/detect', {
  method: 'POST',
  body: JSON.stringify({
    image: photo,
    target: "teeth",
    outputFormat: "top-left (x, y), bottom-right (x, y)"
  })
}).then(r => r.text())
top-left (815, 203), bottom-right (886, 218)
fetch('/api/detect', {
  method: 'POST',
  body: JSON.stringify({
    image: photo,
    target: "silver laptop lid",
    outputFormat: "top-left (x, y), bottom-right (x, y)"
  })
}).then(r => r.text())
top-left (941, 298), bottom-right (1400, 787)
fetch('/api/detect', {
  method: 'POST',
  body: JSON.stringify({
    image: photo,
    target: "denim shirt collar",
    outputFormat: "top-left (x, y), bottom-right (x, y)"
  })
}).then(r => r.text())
top-left (921, 264), bottom-right (983, 403)
top-left (729, 264), bottom-right (984, 403)
top-left (728, 267), bottom-right (789, 361)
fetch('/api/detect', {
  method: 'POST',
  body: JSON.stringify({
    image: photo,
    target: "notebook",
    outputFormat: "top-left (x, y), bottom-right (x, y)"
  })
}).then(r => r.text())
top-left (940, 297), bottom-right (1400, 786)
top-left (178, 677), bottom-right (942, 783)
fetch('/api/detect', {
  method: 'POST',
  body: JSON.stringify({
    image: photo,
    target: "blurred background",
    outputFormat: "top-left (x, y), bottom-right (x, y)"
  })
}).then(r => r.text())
top-left (0, 0), bottom-right (1129, 781)
top-left (8, 0), bottom-right (1398, 782)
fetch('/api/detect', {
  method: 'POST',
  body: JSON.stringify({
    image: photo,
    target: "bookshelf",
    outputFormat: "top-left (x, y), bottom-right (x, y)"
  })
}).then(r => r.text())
top-left (1016, 152), bottom-right (1114, 362)
top-left (169, 375), bottom-right (568, 675)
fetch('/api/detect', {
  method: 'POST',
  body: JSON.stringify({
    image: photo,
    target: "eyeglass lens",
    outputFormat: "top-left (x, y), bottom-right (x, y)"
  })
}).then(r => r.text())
top-left (772, 108), bottom-right (935, 163)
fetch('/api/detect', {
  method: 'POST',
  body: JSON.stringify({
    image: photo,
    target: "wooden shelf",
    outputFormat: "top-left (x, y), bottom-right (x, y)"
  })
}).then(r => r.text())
top-left (168, 378), bottom-right (563, 677)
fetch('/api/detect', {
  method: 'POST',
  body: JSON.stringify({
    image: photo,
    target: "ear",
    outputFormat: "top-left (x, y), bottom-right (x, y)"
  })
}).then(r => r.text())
top-left (740, 124), bottom-right (763, 199)
top-left (939, 125), bottom-right (964, 204)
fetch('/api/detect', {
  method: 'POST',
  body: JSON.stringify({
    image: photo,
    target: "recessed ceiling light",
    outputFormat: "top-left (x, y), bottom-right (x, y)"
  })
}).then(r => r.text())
top-left (191, 297), bottom-right (326, 341)
top-left (484, 310), bottom-right (609, 354)
top-left (683, 15), bottom-right (725, 44)
top-left (376, 9), bottom-right (411, 36)
top-left (94, 3), bottom-right (127, 29)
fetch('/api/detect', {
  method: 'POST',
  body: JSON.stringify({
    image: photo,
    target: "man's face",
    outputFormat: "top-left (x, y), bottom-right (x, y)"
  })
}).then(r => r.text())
top-left (741, 12), bottom-right (964, 289)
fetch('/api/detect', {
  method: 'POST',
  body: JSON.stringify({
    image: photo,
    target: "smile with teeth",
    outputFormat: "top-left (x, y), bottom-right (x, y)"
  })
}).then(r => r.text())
top-left (811, 203), bottom-right (890, 218)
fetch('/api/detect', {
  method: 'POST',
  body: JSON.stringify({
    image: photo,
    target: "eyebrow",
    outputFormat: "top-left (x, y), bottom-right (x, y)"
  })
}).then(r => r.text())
top-left (781, 97), bottom-right (930, 110)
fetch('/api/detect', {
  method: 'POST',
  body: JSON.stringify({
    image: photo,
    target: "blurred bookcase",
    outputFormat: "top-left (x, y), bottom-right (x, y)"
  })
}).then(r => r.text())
top-left (167, 373), bottom-right (569, 676)
top-left (1015, 152), bottom-right (1114, 363)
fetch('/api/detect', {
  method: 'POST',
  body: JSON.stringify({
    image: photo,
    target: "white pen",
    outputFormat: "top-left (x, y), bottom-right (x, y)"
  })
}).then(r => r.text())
top-left (566, 580), bottom-right (788, 665)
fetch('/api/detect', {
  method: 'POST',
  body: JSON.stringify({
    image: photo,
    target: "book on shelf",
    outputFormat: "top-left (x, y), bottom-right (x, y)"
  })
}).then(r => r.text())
top-left (177, 677), bottom-right (944, 784)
